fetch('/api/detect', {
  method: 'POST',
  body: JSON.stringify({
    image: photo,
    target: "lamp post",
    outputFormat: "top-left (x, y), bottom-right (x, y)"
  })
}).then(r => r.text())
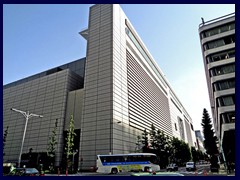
top-left (11, 108), bottom-right (43, 167)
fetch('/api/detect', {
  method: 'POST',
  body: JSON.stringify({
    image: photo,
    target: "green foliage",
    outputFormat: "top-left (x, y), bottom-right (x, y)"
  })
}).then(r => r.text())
top-left (191, 146), bottom-right (205, 163)
top-left (197, 150), bottom-right (205, 160)
top-left (156, 129), bottom-right (169, 153)
top-left (181, 142), bottom-right (192, 163)
top-left (65, 115), bottom-right (76, 160)
top-left (3, 126), bottom-right (9, 156)
top-left (170, 137), bottom-right (191, 165)
top-left (149, 124), bottom-right (157, 150)
top-left (135, 124), bottom-right (192, 167)
top-left (191, 146), bottom-right (197, 162)
top-left (135, 135), bottom-right (142, 152)
top-left (141, 128), bottom-right (149, 148)
top-left (47, 119), bottom-right (58, 171)
top-left (201, 108), bottom-right (218, 156)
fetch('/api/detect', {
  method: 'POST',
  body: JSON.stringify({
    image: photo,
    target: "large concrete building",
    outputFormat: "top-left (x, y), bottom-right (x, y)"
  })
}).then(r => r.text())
top-left (3, 4), bottom-right (196, 170)
top-left (199, 13), bottom-right (235, 165)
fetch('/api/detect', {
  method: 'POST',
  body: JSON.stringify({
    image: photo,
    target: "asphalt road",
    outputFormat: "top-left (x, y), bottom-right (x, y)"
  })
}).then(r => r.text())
top-left (45, 164), bottom-right (230, 176)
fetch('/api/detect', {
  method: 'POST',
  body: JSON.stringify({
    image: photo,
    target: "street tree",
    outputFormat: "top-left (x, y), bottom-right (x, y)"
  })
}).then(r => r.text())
top-left (47, 119), bottom-right (58, 172)
top-left (135, 135), bottom-right (142, 152)
top-left (181, 142), bottom-right (192, 164)
top-left (201, 108), bottom-right (218, 156)
top-left (65, 115), bottom-right (76, 173)
top-left (141, 128), bottom-right (149, 153)
top-left (155, 129), bottom-right (170, 168)
top-left (196, 149), bottom-right (205, 161)
top-left (191, 146), bottom-right (197, 163)
top-left (171, 137), bottom-right (191, 166)
top-left (3, 126), bottom-right (9, 156)
top-left (149, 124), bottom-right (157, 151)
top-left (143, 125), bottom-right (171, 167)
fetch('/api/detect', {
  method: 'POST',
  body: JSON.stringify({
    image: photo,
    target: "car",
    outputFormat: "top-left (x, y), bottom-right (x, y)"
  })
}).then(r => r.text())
top-left (131, 172), bottom-right (184, 176)
top-left (166, 163), bottom-right (178, 171)
top-left (7, 168), bottom-right (44, 176)
top-left (186, 162), bottom-right (196, 171)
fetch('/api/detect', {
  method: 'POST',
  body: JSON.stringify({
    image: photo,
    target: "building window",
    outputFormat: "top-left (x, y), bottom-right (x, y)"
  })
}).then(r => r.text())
top-left (206, 49), bottom-right (235, 64)
top-left (217, 95), bottom-right (235, 107)
top-left (190, 123), bottom-right (194, 131)
top-left (210, 63), bottom-right (235, 77)
top-left (220, 112), bottom-right (235, 124)
top-left (213, 79), bottom-right (235, 91)
top-left (203, 35), bottom-right (235, 51)
top-left (174, 123), bottom-right (177, 131)
top-left (201, 22), bottom-right (235, 39)
top-left (178, 117), bottom-right (185, 140)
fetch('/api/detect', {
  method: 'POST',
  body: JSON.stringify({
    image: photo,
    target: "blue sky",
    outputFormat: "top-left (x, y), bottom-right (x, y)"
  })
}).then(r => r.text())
top-left (3, 4), bottom-right (235, 131)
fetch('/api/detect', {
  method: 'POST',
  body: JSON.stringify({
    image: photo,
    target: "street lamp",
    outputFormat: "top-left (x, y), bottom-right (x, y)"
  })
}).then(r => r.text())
top-left (10, 108), bottom-right (43, 167)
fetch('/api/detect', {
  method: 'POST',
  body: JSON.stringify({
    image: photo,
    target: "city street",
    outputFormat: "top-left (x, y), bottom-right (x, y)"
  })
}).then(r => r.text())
top-left (45, 164), bottom-right (234, 176)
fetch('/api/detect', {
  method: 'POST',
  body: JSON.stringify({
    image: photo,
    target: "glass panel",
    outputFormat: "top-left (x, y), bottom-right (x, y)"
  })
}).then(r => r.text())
top-left (221, 112), bottom-right (235, 123)
top-left (210, 64), bottom-right (235, 76)
top-left (219, 81), bottom-right (229, 90)
top-left (203, 22), bottom-right (235, 38)
top-left (229, 23), bottom-right (235, 30)
top-left (220, 25), bottom-right (228, 33)
top-left (222, 64), bottom-right (235, 74)
top-left (218, 95), bottom-right (235, 106)
top-left (207, 49), bottom-right (235, 63)
top-left (228, 79), bottom-right (235, 88)
top-left (208, 39), bottom-right (225, 49)
top-left (205, 35), bottom-right (234, 50)
top-left (222, 96), bottom-right (234, 106)
top-left (215, 79), bottom-right (235, 91)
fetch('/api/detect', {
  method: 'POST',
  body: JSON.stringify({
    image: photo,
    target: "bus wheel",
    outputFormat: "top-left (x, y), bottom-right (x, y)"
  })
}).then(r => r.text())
top-left (111, 168), bottom-right (118, 174)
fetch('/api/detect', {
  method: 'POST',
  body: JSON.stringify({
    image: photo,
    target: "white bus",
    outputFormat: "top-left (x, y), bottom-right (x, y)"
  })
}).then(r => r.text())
top-left (96, 153), bottom-right (160, 174)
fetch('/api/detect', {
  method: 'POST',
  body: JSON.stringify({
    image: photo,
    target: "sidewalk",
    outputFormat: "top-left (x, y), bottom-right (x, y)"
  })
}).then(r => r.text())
top-left (208, 164), bottom-right (235, 176)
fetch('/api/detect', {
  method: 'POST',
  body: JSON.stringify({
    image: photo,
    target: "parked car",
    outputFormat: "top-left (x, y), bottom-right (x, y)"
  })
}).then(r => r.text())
top-left (7, 168), bottom-right (44, 176)
top-left (166, 163), bottom-right (178, 171)
top-left (186, 162), bottom-right (196, 171)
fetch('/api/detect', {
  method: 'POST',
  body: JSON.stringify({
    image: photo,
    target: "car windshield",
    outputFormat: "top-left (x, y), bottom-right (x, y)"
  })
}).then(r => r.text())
top-left (187, 162), bottom-right (194, 165)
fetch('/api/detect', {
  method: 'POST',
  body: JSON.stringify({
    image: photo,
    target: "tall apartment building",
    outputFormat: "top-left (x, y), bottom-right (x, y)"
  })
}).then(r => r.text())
top-left (199, 13), bottom-right (235, 165)
top-left (3, 4), bottom-right (196, 170)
